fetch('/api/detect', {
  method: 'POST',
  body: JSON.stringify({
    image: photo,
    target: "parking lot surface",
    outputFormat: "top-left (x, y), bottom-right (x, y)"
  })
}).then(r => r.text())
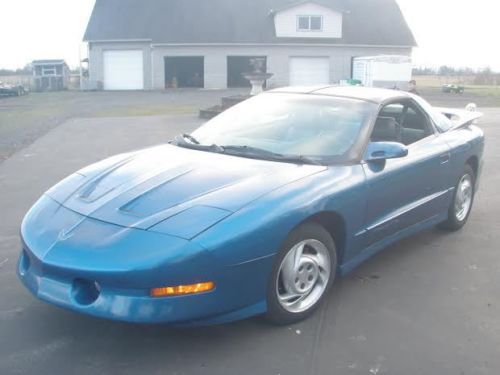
top-left (0, 99), bottom-right (498, 374)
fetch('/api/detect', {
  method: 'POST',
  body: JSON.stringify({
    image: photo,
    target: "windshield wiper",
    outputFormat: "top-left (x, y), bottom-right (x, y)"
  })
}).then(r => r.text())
top-left (171, 138), bottom-right (321, 165)
top-left (220, 145), bottom-right (322, 165)
top-left (172, 134), bottom-right (224, 153)
top-left (180, 133), bottom-right (200, 144)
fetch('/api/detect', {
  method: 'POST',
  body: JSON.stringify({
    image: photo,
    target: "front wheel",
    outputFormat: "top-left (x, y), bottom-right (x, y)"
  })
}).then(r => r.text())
top-left (439, 165), bottom-right (475, 231)
top-left (266, 223), bottom-right (337, 325)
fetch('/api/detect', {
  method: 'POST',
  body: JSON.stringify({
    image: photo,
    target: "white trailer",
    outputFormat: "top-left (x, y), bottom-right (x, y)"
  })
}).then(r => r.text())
top-left (352, 55), bottom-right (412, 89)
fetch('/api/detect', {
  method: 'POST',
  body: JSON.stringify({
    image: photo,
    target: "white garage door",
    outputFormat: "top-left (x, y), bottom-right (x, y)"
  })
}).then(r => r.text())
top-left (289, 57), bottom-right (330, 86)
top-left (103, 50), bottom-right (144, 90)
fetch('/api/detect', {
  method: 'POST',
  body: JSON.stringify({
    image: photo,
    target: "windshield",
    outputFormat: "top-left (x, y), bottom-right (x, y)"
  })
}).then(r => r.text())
top-left (190, 93), bottom-right (375, 162)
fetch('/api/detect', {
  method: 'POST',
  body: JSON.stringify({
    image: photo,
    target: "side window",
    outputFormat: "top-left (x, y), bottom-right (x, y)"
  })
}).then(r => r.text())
top-left (371, 103), bottom-right (404, 143)
top-left (379, 103), bottom-right (404, 123)
top-left (400, 104), bottom-right (432, 145)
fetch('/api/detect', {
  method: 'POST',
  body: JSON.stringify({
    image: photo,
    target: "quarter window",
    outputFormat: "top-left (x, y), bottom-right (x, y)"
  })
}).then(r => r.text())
top-left (297, 16), bottom-right (323, 31)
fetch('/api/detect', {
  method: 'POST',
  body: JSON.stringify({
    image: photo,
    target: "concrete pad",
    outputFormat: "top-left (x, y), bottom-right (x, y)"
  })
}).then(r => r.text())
top-left (0, 111), bottom-right (499, 375)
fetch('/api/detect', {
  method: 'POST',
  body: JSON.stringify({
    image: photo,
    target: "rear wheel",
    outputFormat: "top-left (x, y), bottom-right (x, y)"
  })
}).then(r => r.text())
top-left (266, 223), bottom-right (337, 325)
top-left (439, 165), bottom-right (475, 231)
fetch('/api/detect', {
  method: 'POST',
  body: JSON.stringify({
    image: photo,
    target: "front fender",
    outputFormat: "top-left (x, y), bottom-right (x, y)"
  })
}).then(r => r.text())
top-left (194, 165), bottom-right (367, 268)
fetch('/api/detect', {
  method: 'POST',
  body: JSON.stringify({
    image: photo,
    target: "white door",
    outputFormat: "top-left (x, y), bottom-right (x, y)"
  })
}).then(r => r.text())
top-left (289, 57), bottom-right (330, 86)
top-left (103, 50), bottom-right (144, 90)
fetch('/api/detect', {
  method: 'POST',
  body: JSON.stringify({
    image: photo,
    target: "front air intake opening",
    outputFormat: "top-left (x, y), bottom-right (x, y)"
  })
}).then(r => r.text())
top-left (72, 278), bottom-right (101, 306)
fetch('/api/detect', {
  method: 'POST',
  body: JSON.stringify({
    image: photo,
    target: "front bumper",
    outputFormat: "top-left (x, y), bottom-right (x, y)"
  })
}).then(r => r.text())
top-left (18, 248), bottom-right (266, 325)
top-left (17, 196), bottom-right (271, 325)
top-left (18, 237), bottom-right (270, 325)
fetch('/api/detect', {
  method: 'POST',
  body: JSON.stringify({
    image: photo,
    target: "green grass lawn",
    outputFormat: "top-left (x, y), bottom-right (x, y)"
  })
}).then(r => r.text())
top-left (0, 91), bottom-right (201, 161)
top-left (465, 86), bottom-right (500, 97)
top-left (421, 85), bottom-right (500, 97)
top-left (416, 75), bottom-right (500, 97)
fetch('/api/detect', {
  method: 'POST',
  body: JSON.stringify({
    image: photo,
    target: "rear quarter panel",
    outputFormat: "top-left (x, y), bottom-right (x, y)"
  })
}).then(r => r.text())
top-left (439, 125), bottom-right (485, 187)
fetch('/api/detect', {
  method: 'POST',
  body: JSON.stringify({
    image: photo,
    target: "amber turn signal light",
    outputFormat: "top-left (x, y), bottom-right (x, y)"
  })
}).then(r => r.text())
top-left (150, 282), bottom-right (215, 297)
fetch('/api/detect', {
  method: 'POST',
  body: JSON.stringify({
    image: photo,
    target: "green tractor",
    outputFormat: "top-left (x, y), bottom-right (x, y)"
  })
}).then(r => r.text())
top-left (442, 84), bottom-right (465, 94)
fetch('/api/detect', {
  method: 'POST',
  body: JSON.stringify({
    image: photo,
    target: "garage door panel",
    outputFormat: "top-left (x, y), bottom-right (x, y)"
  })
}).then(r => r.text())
top-left (289, 57), bottom-right (330, 86)
top-left (103, 50), bottom-right (144, 90)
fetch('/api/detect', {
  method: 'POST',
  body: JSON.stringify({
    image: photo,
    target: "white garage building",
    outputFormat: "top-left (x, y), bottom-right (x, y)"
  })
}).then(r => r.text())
top-left (84, 0), bottom-right (416, 90)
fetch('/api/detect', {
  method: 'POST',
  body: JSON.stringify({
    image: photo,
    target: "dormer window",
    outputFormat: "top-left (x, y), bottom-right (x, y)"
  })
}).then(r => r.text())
top-left (297, 15), bottom-right (323, 31)
top-left (274, 3), bottom-right (341, 38)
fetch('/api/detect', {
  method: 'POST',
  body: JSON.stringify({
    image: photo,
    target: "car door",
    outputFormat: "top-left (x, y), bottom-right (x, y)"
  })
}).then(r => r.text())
top-left (362, 99), bottom-right (451, 247)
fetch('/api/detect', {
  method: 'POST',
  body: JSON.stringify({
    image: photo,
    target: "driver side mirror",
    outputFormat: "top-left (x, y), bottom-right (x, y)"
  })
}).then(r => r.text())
top-left (365, 142), bottom-right (408, 162)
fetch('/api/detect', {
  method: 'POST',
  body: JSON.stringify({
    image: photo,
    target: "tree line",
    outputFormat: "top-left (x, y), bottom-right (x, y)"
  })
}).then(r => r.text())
top-left (0, 66), bottom-right (33, 76)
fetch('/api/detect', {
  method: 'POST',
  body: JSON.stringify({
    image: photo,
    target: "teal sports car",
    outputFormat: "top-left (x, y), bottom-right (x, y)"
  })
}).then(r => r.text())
top-left (18, 87), bottom-right (484, 325)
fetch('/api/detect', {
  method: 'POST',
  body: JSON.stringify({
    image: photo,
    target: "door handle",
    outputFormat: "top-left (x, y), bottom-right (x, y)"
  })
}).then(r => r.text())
top-left (440, 153), bottom-right (450, 164)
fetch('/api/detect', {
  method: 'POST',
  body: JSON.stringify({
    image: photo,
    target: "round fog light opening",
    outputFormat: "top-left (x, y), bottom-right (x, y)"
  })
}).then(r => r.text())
top-left (72, 278), bottom-right (101, 306)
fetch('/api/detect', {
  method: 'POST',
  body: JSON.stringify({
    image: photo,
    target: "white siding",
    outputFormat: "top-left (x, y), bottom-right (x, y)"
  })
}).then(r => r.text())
top-left (151, 45), bottom-right (412, 90)
top-left (274, 3), bottom-right (343, 39)
top-left (88, 42), bottom-right (412, 90)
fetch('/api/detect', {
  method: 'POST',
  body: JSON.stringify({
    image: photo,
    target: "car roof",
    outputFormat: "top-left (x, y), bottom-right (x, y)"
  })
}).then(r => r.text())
top-left (268, 85), bottom-right (413, 104)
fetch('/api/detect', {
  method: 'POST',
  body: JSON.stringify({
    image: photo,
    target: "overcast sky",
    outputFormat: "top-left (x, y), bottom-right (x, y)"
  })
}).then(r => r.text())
top-left (0, 0), bottom-right (499, 71)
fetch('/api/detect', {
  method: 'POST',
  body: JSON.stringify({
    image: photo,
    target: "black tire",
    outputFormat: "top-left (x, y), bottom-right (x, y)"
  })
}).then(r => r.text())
top-left (438, 164), bottom-right (475, 231)
top-left (265, 222), bottom-right (337, 325)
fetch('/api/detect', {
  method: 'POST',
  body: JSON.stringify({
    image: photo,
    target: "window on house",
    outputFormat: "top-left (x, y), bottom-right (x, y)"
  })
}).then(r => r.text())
top-left (297, 15), bottom-right (323, 31)
top-left (310, 16), bottom-right (322, 30)
top-left (298, 16), bottom-right (310, 30)
top-left (42, 67), bottom-right (57, 76)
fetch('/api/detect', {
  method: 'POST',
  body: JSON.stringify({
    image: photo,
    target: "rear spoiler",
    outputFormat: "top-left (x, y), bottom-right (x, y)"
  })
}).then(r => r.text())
top-left (437, 105), bottom-right (483, 130)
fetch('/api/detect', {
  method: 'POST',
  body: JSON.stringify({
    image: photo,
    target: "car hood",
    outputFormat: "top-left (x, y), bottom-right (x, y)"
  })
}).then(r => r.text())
top-left (45, 144), bottom-right (326, 230)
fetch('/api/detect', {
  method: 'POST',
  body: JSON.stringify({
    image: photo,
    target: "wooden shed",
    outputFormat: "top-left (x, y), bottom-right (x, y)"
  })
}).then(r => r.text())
top-left (32, 60), bottom-right (70, 92)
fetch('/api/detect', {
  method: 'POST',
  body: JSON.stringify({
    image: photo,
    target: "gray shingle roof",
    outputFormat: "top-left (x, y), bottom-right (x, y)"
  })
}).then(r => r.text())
top-left (32, 59), bottom-right (67, 65)
top-left (84, 0), bottom-right (416, 46)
